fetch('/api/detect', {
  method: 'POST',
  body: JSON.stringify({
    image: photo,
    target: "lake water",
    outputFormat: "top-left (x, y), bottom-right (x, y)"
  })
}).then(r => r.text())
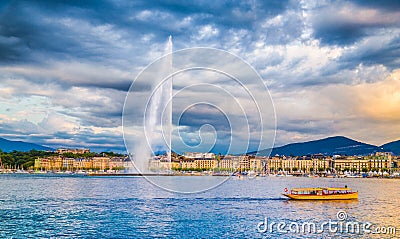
top-left (0, 174), bottom-right (399, 238)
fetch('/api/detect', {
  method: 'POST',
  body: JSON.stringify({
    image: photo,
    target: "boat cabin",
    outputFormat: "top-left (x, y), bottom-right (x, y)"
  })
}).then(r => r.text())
top-left (289, 187), bottom-right (353, 195)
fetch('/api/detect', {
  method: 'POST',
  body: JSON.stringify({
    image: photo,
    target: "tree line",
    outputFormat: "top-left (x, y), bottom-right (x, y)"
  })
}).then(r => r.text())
top-left (0, 150), bottom-right (125, 170)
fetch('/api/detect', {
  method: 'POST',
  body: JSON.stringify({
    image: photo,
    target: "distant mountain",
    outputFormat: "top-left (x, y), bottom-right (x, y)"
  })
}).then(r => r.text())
top-left (380, 140), bottom-right (400, 155)
top-left (0, 137), bottom-right (53, 152)
top-left (252, 136), bottom-right (380, 156)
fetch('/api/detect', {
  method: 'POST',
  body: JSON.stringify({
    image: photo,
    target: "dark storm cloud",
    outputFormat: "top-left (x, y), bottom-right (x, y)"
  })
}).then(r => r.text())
top-left (0, 1), bottom-right (156, 67)
top-left (66, 111), bottom-right (122, 128)
top-left (0, 2), bottom-right (88, 64)
top-left (54, 89), bottom-right (126, 128)
top-left (4, 68), bottom-right (133, 92)
top-left (75, 80), bottom-right (132, 92)
top-left (278, 119), bottom-right (336, 135)
top-left (0, 0), bottom-right (292, 64)
top-left (0, 0), bottom-right (293, 103)
top-left (352, 0), bottom-right (400, 11)
top-left (254, 0), bottom-right (400, 92)
top-left (314, 24), bottom-right (365, 46)
top-left (51, 130), bottom-right (126, 152)
top-left (311, 1), bottom-right (400, 46)
top-left (0, 119), bottom-right (125, 152)
top-left (341, 37), bottom-right (400, 69)
top-left (0, 120), bottom-right (40, 136)
top-left (142, 0), bottom-right (290, 27)
top-left (5, 128), bottom-right (127, 153)
top-left (0, 35), bottom-right (29, 63)
top-left (176, 104), bottom-right (231, 132)
top-left (174, 104), bottom-right (233, 154)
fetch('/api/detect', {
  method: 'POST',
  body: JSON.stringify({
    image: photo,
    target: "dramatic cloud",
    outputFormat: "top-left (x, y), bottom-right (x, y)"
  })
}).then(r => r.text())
top-left (0, 0), bottom-right (399, 152)
top-left (310, 1), bottom-right (400, 45)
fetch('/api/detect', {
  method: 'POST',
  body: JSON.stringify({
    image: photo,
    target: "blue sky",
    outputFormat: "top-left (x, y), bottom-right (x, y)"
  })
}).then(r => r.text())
top-left (0, 0), bottom-right (399, 153)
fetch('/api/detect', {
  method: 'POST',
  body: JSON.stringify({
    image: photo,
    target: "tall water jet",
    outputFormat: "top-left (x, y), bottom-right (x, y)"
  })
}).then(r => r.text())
top-left (124, 45), bottom-right (276, 192)
top-left (142, 36), bottom-right (173, 173)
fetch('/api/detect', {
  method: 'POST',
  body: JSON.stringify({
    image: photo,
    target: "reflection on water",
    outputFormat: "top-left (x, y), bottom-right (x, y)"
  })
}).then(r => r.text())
top-left (0, 175), bottom-right (398, 238)
top-left (148, 175), bottom-right (231, 193)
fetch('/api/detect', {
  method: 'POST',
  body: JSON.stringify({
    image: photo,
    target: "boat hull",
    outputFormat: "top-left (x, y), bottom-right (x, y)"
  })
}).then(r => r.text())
top-left (282, 192), bottom-right (358, 200)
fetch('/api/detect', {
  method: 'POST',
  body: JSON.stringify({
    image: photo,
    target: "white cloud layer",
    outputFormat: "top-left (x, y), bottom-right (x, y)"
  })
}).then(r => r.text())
top-left (0, 0), bottom-right (399, 152)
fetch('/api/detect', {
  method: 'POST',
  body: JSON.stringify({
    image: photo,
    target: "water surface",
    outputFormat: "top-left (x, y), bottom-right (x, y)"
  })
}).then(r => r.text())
top-left (0, 175), bottom-right (398, 238)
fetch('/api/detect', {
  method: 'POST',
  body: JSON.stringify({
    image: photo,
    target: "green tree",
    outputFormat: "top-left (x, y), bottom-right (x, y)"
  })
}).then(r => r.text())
top-left (0, 154), bottom-right (14, 167)
top-left (269, 167), bottom-right (275, 173)
top-left (361, 167), bottom-right (368, 173)
top-left (112, 166), bottom-right (125, 170)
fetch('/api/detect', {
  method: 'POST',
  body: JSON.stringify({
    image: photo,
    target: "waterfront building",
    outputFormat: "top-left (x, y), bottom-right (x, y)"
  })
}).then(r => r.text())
top-left (92, 157), bottom-right (110, 170)
top-left (31, 151), bottom-right (397, 174)
top-left (123, 158), bottom-right (133, 169)
top-left (219, 156), bottom-right (241, 171)
top-left (53, 157), bottom-right (63, 169)
top-left (73, 158), bottom-right (87, 170)
top-left (333, 154), bottom-right (392, 172)
top-left (83, 158), bottom-right (94, 169)
top-left (179, 153), bottom-right (217, 170)
top-left (268, 155), bottom-right (331, 173)
top-left (195, 158), bottom-right (217, 169)
top-left (109, 157), bottom-right (125, 169)
top-left (392, 156), bottom-right (399, 169)
top-left (217, 155), bottom-right (266, 172)
top-left (238, 155), bottom-right (250, 171)
top-left (63, 157), bottom-right (74, 169)
top-left (267, 153), bottom-right (393, 174)
top-left (149, 156), bottom-right (171, 171)
top-left (34, 156), bottom-right (129, 171)
top-left (34, 158), bottom-right (40, 169)
top-left (34, 158), bottom-right (48, 169)
top-left (35, 156), bottom-right (63, 170)
top-left (375, 152), bottom-right (393, 160)
top-left (180, 158), bottom-right (196, 169)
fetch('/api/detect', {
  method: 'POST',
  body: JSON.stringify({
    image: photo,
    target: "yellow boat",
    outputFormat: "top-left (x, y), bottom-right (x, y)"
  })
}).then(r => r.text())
top-left (282, 187), bottom-right (358, 200)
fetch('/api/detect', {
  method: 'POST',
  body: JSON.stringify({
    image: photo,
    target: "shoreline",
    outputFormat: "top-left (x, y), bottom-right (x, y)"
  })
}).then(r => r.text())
top-left (0, 171), bottom-right (399, 179)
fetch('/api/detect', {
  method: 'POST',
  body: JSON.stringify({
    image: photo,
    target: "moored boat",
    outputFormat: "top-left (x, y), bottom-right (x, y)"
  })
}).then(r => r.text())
top-left (282, 187), bottom-right (358, 200)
